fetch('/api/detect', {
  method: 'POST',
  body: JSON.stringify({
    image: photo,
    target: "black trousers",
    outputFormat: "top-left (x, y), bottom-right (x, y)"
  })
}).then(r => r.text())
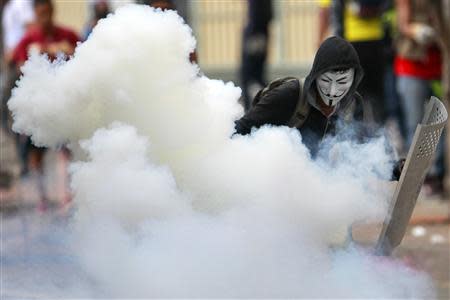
top-left (351, 40), bottom-right (386, 123)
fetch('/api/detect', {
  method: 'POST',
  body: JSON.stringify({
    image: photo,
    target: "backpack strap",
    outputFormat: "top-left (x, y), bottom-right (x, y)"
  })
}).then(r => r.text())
top-left (252, 76), bottom-right (298, 107)
top-left (250, 76), bottom-right (309, 129)
top-left (287, 78), bottom-right (310, 129)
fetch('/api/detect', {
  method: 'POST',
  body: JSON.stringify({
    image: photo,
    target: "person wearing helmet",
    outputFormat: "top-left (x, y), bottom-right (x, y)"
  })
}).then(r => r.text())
top-left (234, 36), bottom-right (374, 156)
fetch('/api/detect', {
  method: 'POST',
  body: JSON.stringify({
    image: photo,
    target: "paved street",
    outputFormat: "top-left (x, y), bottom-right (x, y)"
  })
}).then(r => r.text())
top-left (1, 210), bottom-right (97, 299)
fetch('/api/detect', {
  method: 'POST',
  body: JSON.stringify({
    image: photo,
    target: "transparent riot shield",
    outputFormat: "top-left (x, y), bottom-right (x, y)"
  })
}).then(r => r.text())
top-left (375, 96), bottom-right (448, 256)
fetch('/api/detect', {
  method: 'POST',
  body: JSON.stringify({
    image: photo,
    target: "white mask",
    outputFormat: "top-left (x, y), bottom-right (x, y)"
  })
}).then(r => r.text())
top-left (316, 68), bottom-right (355, 106)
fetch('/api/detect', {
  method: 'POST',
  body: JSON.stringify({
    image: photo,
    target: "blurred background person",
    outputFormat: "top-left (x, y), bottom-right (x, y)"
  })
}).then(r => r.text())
top-left (318, 0), bottom-right (332, 47)
top-left (11, 0), bottom-right (80, 211)
top-left (2, 0), bottom-right (34, 66)
top-left (2, 0), bottom-right (34, 128)
top-left (381, 1), bottom-right (405, 152)
top-left (13, 0), bottom-right (79, 65)
top-left (394, 0), bottom-right (445, 196)
top-left (239, 0), bottom-right (272, 112)
top-left (1, 0), bottom-right (35, 192)
top-left (82, 0), bottom-right (110, 41)
top-left (331, 0), bottom-right (387, 124)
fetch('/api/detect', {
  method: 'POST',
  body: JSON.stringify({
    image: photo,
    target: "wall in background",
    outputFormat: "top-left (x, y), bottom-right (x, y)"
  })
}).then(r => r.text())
top-left (54, 0), bottom-right (322, 81)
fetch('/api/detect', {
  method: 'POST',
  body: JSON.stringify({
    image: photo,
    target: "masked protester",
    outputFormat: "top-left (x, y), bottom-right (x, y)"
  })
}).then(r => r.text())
top-left (235, 36), bottom-right (375, 154)
top-left (234, 36), bottom-right (406, 180)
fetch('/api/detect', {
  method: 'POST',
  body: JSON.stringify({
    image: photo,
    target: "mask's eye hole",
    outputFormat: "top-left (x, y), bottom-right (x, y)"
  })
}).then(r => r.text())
top-left (337, 79), bottom-right (348, 84)
top-left (321, 78), bottom-right (330, 83)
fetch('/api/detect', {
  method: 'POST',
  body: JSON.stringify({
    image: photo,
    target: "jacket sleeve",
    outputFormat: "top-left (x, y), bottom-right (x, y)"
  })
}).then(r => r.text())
top-left (234, 79), bottom-right (300, 135)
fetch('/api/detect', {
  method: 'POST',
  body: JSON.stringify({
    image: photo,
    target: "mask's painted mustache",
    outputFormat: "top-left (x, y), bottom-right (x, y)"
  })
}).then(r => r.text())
top-left (320, 87), bottom-right (347, 98)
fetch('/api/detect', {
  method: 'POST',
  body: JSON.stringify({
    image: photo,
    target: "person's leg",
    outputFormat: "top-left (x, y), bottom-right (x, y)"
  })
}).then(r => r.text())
top-left (17, 135), bottom-right (30, 177)
top-left (426, 81), bottom-right (446, 195)
top-left (430, 132), bottom-right (445, 178)
top-left (0, 69), bottom-right (6, 130)
top-left (383, 64), bottom-right (405, 153)
top-left (352, 40), bottom-right (385, 124)
top-left (61, 147), bottom-right (72, 207)
top-left (3, 66), bottom-right (19, 131)
top-left (396, 75), bottom-right (430, 148)
top-left (29, 147), bottom-right (48, 211)
top-left (422, 126), bottom-right (446, 196)
top-left (240, 30), bottom-right (268, 111)
top-left (397, 76), bottom-right (445, 195)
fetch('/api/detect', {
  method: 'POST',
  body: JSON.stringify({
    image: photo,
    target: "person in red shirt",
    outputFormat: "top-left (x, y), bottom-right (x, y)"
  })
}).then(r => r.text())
top-left (12, 0), bottom-right (80, 211)
top-left (12, 0), bottom-right (79, 67)
top-left (394, 0), bottom-right (444, 196)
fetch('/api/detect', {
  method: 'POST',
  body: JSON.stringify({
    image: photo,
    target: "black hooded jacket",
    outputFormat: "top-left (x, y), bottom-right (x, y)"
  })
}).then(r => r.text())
top-left (234, 36), bottom-right (374, 155)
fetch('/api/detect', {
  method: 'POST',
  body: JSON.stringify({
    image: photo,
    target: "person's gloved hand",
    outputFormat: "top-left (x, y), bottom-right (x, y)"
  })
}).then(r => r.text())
top-left (392, 158), bottom-right (406, 181)
top-left (410, 23), bottom-right (436, 45)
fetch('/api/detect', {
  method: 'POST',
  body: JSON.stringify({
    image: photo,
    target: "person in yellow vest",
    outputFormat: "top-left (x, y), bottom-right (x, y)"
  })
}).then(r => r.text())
top-left (331, 0), bottom-right (388, 124)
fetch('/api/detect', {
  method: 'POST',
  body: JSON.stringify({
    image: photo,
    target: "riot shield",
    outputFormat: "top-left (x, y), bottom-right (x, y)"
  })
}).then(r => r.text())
top-left (375, 96), bottom-right (448, 256)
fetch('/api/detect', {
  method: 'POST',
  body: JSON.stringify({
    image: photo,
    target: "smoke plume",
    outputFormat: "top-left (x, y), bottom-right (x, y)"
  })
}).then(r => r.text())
top-left (7, 5), bottom-right (434, 298)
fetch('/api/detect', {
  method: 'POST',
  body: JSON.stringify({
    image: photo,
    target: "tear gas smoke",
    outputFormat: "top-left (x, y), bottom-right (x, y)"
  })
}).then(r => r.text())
top-left (7, 4), bottom-right (435, 298)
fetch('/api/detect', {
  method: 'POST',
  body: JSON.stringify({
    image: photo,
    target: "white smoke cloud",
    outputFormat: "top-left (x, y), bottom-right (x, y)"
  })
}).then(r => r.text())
top-left (9, 4), bottom-right (241, 160)
top-left (7, 4), bottom-right (434, 298)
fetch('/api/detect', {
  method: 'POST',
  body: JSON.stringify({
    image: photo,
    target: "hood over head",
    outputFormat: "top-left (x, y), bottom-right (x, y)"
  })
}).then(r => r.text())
top-left (304, 36), bottom-right (364, 109)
